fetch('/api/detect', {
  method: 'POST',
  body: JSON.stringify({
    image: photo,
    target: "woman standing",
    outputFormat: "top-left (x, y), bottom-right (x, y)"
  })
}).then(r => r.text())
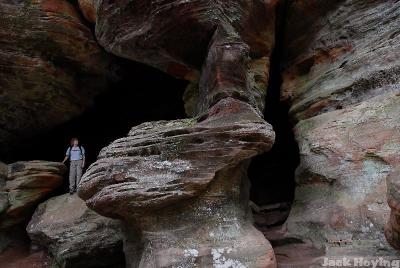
top-left (62, 138), bottom-right (85, 194)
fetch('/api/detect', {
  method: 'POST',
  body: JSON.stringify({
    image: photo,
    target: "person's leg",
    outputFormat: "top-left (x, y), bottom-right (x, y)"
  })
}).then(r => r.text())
top-left (76, 160), bottom-right (83, 191)
top-left (69, 161), bottom-right (77, 193)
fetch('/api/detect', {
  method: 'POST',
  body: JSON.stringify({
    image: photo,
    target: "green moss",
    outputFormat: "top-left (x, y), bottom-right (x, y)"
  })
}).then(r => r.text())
top-left (160, 138), bottom-right (190, 160)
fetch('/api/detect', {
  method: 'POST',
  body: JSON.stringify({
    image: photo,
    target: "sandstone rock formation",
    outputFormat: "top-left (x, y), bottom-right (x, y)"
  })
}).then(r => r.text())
top-left (3, 0), bottom-right (400, 265)
top-left (0, 0), bottom-right (111, 152)
top-left (80, 107), bottom-right (276, 267)
top-left (78, 0), bottom-right (96, 24)
top-left (282, 0), bottom-right (400, 257)
top-left (27, 193), bottom-right (125, 268)
top-left (386, 167), bottom-right (400, 251)
top-left (0, 161), bottom-right (66, 229)
top-left (78, 0), bottom-right (279, 267)
top-left (79, 104), bottom-right (278, 267)
top-left (89, 0), bottom-right (276, 83)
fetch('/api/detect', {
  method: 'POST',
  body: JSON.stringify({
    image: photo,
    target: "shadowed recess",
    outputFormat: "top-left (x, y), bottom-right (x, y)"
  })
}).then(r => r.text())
top-left (248, 0), bottom-right (299, 210)
top-left (1, 59), bottom-right (188, 192)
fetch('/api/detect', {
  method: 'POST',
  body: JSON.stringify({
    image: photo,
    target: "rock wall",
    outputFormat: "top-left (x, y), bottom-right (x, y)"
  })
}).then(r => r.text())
top-left (0, 0), bottom-right (111, 152)
top-left (386, 167), bottom-right (400, 251)
top-left (282, 0), bottom-right (400, 257)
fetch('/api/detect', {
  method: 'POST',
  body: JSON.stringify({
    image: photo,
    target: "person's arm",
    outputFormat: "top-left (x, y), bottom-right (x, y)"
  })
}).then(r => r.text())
top-left (62, 148), bottom-right (70, 164)
top-left (62, 155), bottom-right (69, 164)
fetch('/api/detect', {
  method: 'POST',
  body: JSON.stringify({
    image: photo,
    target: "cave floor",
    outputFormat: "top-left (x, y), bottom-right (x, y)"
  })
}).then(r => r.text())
top-left (0, 239), bottom-right (49, 268)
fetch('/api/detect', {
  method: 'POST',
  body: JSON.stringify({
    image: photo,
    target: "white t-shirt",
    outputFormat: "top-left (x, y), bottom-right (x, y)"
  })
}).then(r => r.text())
top-left (66, 146), bottom-right (85, 161)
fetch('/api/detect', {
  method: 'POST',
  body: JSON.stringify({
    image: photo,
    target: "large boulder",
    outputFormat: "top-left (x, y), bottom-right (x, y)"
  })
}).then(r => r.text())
top-left (0, 0), bottom-right (111, 152)
top-left (0, 161), bottom-right (66, 229)
top-left (27, 193), bottom-right (125, 268)
top-left (281, 0), bottom-right (400, 259)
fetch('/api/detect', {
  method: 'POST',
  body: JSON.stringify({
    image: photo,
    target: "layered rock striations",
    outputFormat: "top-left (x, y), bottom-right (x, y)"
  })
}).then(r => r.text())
top-left (80, 109), bottom-right (276, 267)
top-left (282, 0), bottom-right (400, 257)
top-left (0, 0), bottom-right (111, 152)
top-left (27, 193), bottom-right (125, 268)
top-left (0, 161), bottom-right (66, 229)
top-left (386, 167), bottom-right (400, 251)
top-left (78, 0), bottom-right (279, 267)
top-left (2, 0), bottom-right (400, 265)
top-left (89, 0), bottom-right (276, 83)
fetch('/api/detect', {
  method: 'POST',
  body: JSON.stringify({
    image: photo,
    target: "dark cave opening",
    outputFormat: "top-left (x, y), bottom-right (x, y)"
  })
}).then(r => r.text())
top-left (1, 58), bottom-right (188, 193)
top-left (248, 0), bottom-right (299, 226)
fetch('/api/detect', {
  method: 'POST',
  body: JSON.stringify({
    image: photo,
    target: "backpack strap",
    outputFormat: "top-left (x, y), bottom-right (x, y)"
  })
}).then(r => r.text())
top-left (67, 146), bottom-right (72, 160)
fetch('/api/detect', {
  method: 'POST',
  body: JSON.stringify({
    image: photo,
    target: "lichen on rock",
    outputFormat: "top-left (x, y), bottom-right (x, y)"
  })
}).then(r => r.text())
top-left (77, 0), bottom-right (279, 267)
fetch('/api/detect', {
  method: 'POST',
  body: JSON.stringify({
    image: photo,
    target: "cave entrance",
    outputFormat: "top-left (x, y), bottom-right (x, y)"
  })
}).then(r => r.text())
top-left (0, 59), bottom-right (188, 193)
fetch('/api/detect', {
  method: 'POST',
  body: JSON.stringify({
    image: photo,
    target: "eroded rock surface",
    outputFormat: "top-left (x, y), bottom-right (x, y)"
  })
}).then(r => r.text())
top-left (78, 0), bottom-right (279, 267)
top-left (282, 0), bottom-right (400, 121)
top-left (80, 98), bottom-right (276, 267)
top-left (27, 193), bottom-right (125, 268)
top-left (386, 167), bottom-right (400, 251)
top-left (79, 100), bottom-right (274, 218)
top-left (0, 0), bottom-right (111, 152)
top-left (78, 0), bottom-right (96, 23)
top-left (282, 0), bottom-right (400, 258)
top-left (0, 161), bottom-right (66, 229)
top-left (91, 0), bottom-right (276, 82)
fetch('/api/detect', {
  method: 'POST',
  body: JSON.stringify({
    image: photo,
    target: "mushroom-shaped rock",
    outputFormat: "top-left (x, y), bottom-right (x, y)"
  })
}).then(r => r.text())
top-left (79, 99), bottom-right (274, 218)
top-left (78, 0), bottom-right (278, 266)
top-left (79, 99), bottom-right (276, 267)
